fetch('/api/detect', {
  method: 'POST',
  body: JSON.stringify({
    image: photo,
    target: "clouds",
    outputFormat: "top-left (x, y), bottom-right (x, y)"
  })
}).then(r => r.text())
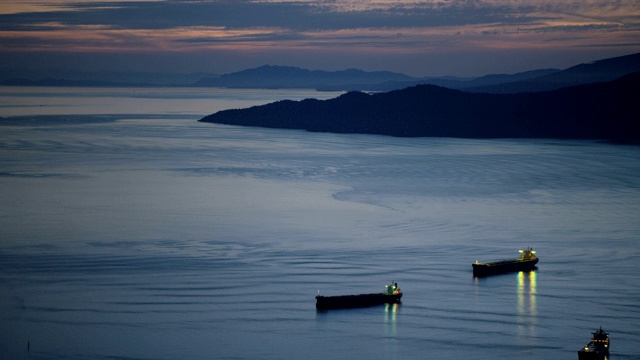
top-left (2, 1), bottom-right (638, 33)
top-left (0, 0), bottom-right (639, 76)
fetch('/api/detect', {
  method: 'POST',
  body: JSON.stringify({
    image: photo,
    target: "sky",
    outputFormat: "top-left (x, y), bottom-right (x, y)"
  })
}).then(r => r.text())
top-left (0, 0), bottom-right (639, 78)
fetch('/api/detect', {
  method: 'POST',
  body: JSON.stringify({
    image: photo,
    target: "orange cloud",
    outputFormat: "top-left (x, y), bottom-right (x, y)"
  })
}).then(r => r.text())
top-left (0, 1), bottom-right (637, 56)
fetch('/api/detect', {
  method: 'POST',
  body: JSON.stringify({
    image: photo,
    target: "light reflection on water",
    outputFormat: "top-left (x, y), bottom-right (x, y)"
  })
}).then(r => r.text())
top-left (384, 302), bottom-right (399, 337)
top-left (1, 87), bottom-right (640, 360)
top-left (517, 270), bottom-right (537, 338)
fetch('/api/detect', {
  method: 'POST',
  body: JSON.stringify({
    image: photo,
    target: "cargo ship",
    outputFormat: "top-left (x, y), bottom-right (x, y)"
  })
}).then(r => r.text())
top-left (472, 248), bottom-right (538, 277)
top-left (315, 282), bottom-right (402, 310)
top-left (578, 327), bottom-right (610, 360)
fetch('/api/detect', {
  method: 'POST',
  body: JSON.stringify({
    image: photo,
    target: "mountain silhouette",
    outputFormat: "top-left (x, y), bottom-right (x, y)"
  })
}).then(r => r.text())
top-left (468, 52), bottom-right (640, 93)
top-left (319, 53), bottom-right (640, 93)
top-left (200, 72), bottom-right (640, 141)
top-left (194, 65), bottom-right (415, 89)
top-left (4, 53), bottom-right (638, 93)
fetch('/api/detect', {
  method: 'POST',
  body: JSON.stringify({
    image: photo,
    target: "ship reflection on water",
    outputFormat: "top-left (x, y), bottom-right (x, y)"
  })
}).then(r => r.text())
top-left (517, 270), bottom-right (537, 337)
top-left (384, 302), bottom-right (400, 337)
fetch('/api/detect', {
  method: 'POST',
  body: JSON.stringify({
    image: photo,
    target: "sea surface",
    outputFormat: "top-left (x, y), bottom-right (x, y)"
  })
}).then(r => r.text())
top-left (1, 87), bottom-right (639, 360)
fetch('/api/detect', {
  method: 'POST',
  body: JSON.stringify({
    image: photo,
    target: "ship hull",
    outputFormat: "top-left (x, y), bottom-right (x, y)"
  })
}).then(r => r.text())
top-left (577, 349), bottom-right (609, 360)
top-left (472, 258), bottom-right (539, 277)
top-left (578, 328), bottom-right (610, 360)
top-left (316, 292), bottom-right (402, 310)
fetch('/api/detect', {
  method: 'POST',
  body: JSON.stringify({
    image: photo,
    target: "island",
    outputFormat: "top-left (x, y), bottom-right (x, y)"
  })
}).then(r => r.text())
top-left (199, 72), bottom-right (640, 141)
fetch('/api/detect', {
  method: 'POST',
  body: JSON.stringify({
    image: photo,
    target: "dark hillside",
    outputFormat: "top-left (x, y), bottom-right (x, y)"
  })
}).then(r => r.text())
top-left (200, 72), bottom-right (640, 141)
top-left (469, 52), bottom-right (640, 93)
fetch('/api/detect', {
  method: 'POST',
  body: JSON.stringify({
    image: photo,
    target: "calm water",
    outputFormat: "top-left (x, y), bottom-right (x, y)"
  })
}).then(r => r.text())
top-left (1, 87), bottom-right (639, 360)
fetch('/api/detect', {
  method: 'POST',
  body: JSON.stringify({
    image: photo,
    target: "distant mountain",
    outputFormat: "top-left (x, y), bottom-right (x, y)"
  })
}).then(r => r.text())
top-left (318, 68), bottom-right (560, 92)
top-left (2, 52), bottom-right (638, 92)
top-left (0, 77), bottom-right (154, 87)
top-left (0, 71), bottom-right (218, 87)
top-left (200, 72), bottom-right (640, 141)
top-left (453, 69), bottom-right (561, 89)
top-left (231, 53), bottom-right (637, 92)
top-left (195, 53), bottom-right (639, 92)
top-left (194, 65), bottom-right (416, 89)
top-left (468, 52), bottom-right (640, 93)
top-left (193, 65), bottom-right (562, 92)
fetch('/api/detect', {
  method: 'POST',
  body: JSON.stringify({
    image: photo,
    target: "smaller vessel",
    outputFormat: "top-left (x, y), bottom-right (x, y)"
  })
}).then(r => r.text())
top-left (315, 282), bottom-right (402, 310)
top-left (578, 327), bottom-right (610, 360)
top-left (472, 248), bottom-right (538, 277)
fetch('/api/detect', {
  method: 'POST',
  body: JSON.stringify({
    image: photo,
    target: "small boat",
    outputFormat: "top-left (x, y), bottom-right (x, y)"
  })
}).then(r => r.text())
top-left (315, 282), bottom-right (402, 310)
top-left (578, 327), bottom-right (610, 360)
top-left (472, 248), bottom-right (538, 277)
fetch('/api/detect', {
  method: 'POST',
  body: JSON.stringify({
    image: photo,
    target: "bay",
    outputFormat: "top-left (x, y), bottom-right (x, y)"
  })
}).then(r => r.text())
top-left (1, 87), bottom-right (639, 360)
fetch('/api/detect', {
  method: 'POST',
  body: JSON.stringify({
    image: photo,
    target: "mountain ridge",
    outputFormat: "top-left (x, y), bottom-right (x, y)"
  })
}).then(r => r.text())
top-left (468, 52), bottom-right (640, 93)
top-left (194, 65), bottom-right (416, 89)
top-left (2, 52), bottom-right (638, 94)
top-left (199, 72), bottom-right (640, 141)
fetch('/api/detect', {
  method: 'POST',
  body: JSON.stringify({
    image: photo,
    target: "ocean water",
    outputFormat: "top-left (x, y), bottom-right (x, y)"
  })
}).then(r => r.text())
top-left (1, 87), bottom-right (639, 360)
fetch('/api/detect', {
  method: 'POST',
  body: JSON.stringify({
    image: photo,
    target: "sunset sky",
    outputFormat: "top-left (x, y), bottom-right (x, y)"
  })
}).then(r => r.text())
top-left (1, 0), bottom-right (639, 77)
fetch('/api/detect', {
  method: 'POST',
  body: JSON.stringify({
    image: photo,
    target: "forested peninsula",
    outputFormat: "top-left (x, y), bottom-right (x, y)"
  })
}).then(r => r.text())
top-left (199, 72), bottom-right (640, 141)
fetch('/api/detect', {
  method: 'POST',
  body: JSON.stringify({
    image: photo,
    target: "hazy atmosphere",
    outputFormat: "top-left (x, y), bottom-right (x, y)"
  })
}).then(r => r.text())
top-left (1, 2), bottom-right (640, 360)
top-left (1, 0), bottom-right (640, 77)
top-left (2, 88), bottom-right (640, 359)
